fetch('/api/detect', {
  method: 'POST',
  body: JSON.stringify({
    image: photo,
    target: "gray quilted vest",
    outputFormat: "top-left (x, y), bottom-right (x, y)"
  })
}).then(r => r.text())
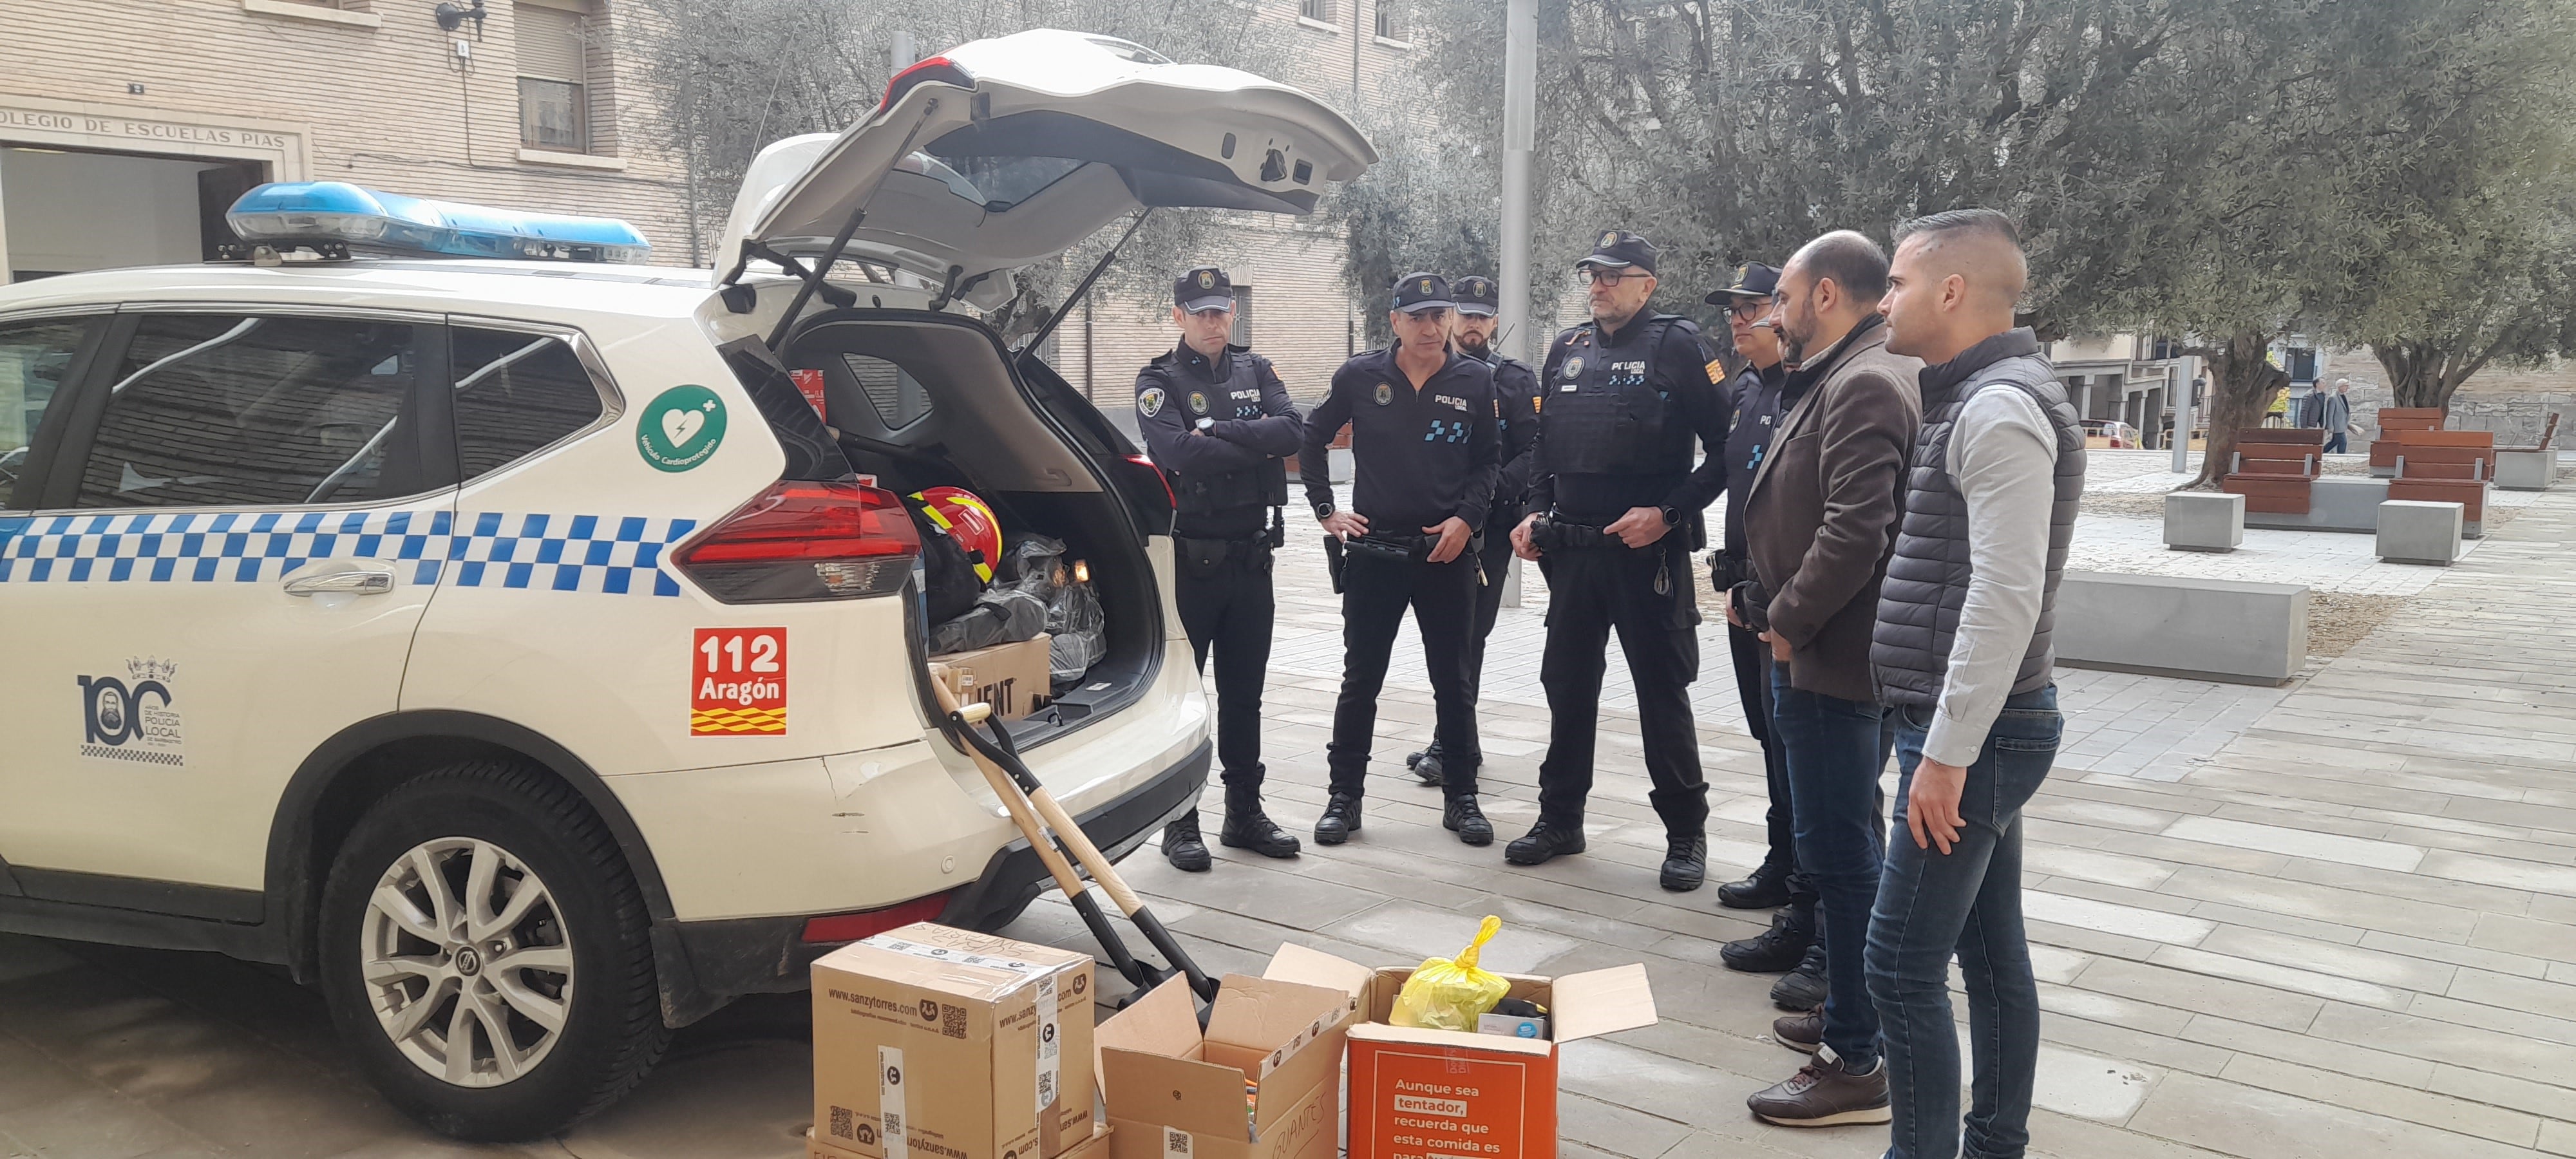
top-left (1872, 330), bottom-right (2085, 706)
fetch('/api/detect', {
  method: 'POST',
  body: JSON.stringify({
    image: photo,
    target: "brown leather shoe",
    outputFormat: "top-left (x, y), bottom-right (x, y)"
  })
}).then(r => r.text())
top-left (1772, 1007), bottom-right (1822, 1053)
top-left (1747, 1045), bottom-right (1890, 1127)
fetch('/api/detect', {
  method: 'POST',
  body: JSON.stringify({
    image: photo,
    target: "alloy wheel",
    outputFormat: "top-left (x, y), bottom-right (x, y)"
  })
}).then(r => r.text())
top-left (359, 837), bottom-right (574, 1088)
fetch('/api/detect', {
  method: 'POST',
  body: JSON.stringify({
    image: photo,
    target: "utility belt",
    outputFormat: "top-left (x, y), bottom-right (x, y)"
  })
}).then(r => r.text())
top-left (1323, 527), bottom-right (1483, 594)
top-left (1174, 508), bottom-right (1283, 578)
top-left (1526, 513), bottom-right (1620, 552)
top-left (1709, 549), bottom-right (1755, 590)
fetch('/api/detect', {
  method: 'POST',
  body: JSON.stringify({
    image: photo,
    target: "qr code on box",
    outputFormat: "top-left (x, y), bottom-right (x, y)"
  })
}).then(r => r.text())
top-left (942, 1003), bottom-right (967, 1039)
top-left (829, 1106), bottom-right (854, 1141)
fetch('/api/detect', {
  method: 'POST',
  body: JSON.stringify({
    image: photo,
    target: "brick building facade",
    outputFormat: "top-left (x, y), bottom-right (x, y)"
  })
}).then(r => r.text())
top-left (0, 0), bottom-right (693, 280)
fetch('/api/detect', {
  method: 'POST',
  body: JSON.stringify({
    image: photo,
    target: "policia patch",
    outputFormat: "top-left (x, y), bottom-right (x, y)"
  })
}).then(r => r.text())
top-left (1139, 387), bottom-right (1166, 417)
top-left (1373, 382), bottom-right (1394, 406)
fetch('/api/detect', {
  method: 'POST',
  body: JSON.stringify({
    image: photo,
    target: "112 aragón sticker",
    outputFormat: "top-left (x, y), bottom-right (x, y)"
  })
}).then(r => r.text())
top-left (692, 628), bottom-right (786, 735)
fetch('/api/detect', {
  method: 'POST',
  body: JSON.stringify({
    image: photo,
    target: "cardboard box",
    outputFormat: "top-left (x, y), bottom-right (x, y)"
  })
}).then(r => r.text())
top-left (1262, 944), bottom-right (1658, 1159)
top-left (811, 1125), bottom-right (1112, 1159)
top-left (930, 632), bottom-right (1052, 720)
top-left (812, 923), bottom-right (1095, 1159)
top-left (1094, 972), bottom-right (1358, 1159)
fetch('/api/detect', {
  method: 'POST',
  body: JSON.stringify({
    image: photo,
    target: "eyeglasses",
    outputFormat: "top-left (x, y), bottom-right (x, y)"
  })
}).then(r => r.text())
top-left (1580, 269), bottom-right (1640, 287)
top-left (1726, 299), bottom-right (1769, 321)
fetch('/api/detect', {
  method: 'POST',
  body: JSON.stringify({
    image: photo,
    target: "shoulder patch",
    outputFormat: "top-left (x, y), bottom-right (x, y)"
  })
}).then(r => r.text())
top-left (1705, 357), bottom-right (1727, 384)
top-left (1139, 387), bottom-right (1166, 418)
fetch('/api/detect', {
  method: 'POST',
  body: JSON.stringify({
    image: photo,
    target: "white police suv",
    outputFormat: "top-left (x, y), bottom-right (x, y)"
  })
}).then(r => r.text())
top-left (0, 30), bottom-right (1371, 1139)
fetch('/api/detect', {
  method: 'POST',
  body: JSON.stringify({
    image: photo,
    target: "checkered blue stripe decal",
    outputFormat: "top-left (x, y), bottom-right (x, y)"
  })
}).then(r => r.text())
top-left (0, 510), bottom-right (699, 596)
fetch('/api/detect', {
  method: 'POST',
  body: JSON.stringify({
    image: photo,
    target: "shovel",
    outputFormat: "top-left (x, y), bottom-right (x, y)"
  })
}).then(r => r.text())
top-left (929, 676), bottom-right (1219, 1009)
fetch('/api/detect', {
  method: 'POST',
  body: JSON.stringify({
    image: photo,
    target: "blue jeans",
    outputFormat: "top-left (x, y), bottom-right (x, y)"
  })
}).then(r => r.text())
top-left (1868, 686), bottom-right (2061, 1159)
top-left (1767, 664), bottom-right (1885, 1067)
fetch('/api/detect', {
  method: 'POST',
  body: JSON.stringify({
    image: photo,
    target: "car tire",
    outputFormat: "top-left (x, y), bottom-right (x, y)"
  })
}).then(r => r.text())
top-left (318, 759), bottom-right (671, 1141)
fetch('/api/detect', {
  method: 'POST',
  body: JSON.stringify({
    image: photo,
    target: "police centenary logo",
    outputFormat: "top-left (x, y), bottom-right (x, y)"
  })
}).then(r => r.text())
top-left (1372, 382), bottom-right (1394, 406)
top-left (638, 385), bottom-right (728, 472)
top-left (79, 657), bottom-right (185, 767)
top-left (1139, 386), bottom-right (1166, 417)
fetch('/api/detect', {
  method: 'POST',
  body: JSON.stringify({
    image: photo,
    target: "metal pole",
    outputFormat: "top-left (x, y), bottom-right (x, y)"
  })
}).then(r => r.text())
top-left (1499, 0), bottom-right (1537, 365)
top-left (891, 32), bottom-right (918, 75)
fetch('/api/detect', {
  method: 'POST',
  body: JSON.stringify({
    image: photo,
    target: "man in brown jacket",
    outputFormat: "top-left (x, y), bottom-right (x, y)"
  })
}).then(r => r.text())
top-left (1728, 231), bottom-right (1922, 1127)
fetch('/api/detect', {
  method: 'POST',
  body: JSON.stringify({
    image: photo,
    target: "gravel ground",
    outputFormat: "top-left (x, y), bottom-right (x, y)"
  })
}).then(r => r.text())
top-left (2306, 589), bottom-right (2407, 659)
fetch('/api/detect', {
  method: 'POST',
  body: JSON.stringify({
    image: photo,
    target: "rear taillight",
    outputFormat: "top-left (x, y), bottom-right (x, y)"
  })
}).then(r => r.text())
top-left (1119, 453), bottom-right (1177, 518)
top-left (799, 891), bottom-right (954, 944)
top-left (881, 55), bottom-right (971, 111)
top-left (675, 480), bottom-right (919, 603)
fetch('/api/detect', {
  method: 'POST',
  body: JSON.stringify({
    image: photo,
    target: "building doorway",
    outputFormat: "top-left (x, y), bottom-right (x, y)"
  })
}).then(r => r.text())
top-left (0, 147), bottom-right (263, 281)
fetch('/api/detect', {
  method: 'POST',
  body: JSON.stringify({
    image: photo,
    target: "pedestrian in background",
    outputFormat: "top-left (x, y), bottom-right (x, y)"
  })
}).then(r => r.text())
top-left (1300, 273), bottom-right (1501, 848)
top-left (1867, 208), bottom-right (2083, 1159)
top-left (1738, 231), bottom-right (1921, 1127)
top-left (1506, 230), bottom-right (1731, 892)
top-left (1135, 267), bottom-right (1304, 872)
top-left (2309, 377), bottom-right (2354, 453)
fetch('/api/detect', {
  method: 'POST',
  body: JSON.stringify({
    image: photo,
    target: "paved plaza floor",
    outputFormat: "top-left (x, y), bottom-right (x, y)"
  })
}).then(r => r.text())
top-left (6, 457), bottom-right (2575, 1158)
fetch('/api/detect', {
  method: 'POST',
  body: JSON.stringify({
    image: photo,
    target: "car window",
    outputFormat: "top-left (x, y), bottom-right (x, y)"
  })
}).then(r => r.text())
top-left (451, 327), bottom-right (607, 480)
top-left (0, 317), bottom-right (91, 507)
top-left (77, 314), bottom-right (418, 509)
top-left (843, 353), bottom-right (933, 429)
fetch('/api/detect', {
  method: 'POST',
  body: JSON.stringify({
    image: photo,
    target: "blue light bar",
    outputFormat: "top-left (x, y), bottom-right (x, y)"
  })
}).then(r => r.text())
top-left (227, 182), bottom-right (653, 264)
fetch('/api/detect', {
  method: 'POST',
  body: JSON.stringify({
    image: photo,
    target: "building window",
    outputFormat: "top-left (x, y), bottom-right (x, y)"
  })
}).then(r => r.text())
top-left (517, 3), bottom-right (592, 153)
top-left (1300, 0), bottom-right (1335, 24)
top-left (1373, 0), bottom-right (1405, 41)
top-left (1229, 287), bottom-right (1253, 348)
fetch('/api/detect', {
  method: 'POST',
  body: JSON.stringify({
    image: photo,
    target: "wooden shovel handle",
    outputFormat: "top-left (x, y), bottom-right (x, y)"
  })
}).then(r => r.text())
top-left (931, 677), bottom-right (1092, 901)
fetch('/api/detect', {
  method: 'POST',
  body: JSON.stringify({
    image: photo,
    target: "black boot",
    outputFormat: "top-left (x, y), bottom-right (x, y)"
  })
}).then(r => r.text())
top-left (1161, 813), bottom-right (1212, 872)
top-left (1718, 861), bottom-right (1795, 910)
top-left (1410, 742), bottom-right (1446, 787)
top-left (1770, 943), bottom-right (1829, 1011)
top-left (1313, 793), bottom-right (1363, 845)
top-left (1443, 793), bottom-right (1493, 846)
top-left (1720, 906), bottom-right (1815, 973)
top-left (1217, 787), bottom-right (1300, 859)
top-left (1660, 834), bottom-right (1708, 892)
top-left (1504, 820), bottom-right (1587, 866)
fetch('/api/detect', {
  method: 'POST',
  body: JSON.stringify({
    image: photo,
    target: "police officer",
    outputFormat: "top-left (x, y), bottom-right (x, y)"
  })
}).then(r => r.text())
top-left (1137, 266), bottom-right (1304, 872)
top-left (1301, 272), bottom-right (1502, 847)
top-left (1506, 231), bottom-right (1732, 892)
top-left (1703, 261), bottom-right (1819, 972)
top-left (1406, 275), bottom-right (1541, 788)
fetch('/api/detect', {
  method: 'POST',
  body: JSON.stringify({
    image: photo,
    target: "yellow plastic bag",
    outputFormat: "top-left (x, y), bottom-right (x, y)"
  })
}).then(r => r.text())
top-left (1390, 916), bottom-right (1511, 1032)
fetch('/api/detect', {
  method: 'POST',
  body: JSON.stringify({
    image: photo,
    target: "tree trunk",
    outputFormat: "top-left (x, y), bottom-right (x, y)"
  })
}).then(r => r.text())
top-left (2374, 340), bottom-right (2447, 410)
top-left (2189, 330), bottom-right (2292, 488)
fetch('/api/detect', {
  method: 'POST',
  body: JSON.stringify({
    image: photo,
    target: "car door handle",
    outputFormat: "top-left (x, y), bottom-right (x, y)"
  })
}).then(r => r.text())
top-left (283, 567), bottom-right (395, 597)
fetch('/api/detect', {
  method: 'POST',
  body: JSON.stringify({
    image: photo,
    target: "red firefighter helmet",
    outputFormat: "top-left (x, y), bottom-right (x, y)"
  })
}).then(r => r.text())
top-left (910, 486), bottom-right (1001, 583)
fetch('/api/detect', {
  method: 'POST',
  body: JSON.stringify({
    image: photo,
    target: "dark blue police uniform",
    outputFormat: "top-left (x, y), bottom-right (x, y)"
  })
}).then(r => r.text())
top-left (1407, 274), bottom-right (1540, 789)
top-left (1137, 267), bottom-right (1304, 870)
top-left (1506, 232), bottom-right (1732, 892)
top-left (1300, 274), bottom-right (1501, 847)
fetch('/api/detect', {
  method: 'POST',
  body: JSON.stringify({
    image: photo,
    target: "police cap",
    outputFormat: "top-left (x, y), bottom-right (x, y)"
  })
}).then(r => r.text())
top-left (1175, 266), bottom-right (1234, 312)
top-left (1452, 275), bottom-right (1499, 317)
top-left (1703, 261), bottom-right (1783, 305)
top-left (1391, 272), bottom-right (1455, 314)
top-left (1576, 229), bottom-right (1658, 275)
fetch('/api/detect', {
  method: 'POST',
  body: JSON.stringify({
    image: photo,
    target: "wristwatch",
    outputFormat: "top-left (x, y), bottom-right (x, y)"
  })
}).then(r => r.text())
top-left (1313, 502), bottom-right (1335, 522)
top-left (1195, 417), bottom-right (1215, 432)
top-left (1658, 504), bottom-right (1683, 528)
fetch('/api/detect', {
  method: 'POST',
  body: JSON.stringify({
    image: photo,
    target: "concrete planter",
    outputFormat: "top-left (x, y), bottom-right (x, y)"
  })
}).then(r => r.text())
top-left (2164, 492), bottom-right (2245, 552)
top-left (2496, 449), bottom-right (2557, 491)
top-left (2377, 500), bottom-right (2463, 566)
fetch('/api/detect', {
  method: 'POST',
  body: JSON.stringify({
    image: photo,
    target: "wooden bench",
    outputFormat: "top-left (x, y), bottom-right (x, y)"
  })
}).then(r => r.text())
top-left (2222, 428), bottom-right (2325, 514)
top-left (2369, 407), bottom-right (2447, 473)
top-left (2387, 429), bottom-right (2493, 534)
top-left (2499, 412), bottom-right (2559, 454)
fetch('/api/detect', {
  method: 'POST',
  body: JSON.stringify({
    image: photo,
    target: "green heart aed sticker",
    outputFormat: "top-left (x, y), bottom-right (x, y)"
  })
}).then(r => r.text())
top-left (639, 385), bottom-right (727, 471)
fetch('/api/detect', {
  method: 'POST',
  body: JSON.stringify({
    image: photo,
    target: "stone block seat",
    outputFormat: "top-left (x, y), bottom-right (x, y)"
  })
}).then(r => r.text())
top-left (2388, 429), bottom-right (2494, 537)
top-left (2378, 499), bottom-right (2464, 565)
top-left (2497, 413), bottom-right (2559, 491)
top-left (2369, 407), bottom-right (2446, 475)
top-left (2221, 428), bottom-right (2326, 514)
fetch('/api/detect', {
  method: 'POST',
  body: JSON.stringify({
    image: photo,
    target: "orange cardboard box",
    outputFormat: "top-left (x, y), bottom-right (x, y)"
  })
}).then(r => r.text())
top-left (811, 923), bottom-right (1095, 1159)
top-left (1094, 971), bottom-right (1357, 1159)
top-left (1262, 944), bottom-right (1658, 1159)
